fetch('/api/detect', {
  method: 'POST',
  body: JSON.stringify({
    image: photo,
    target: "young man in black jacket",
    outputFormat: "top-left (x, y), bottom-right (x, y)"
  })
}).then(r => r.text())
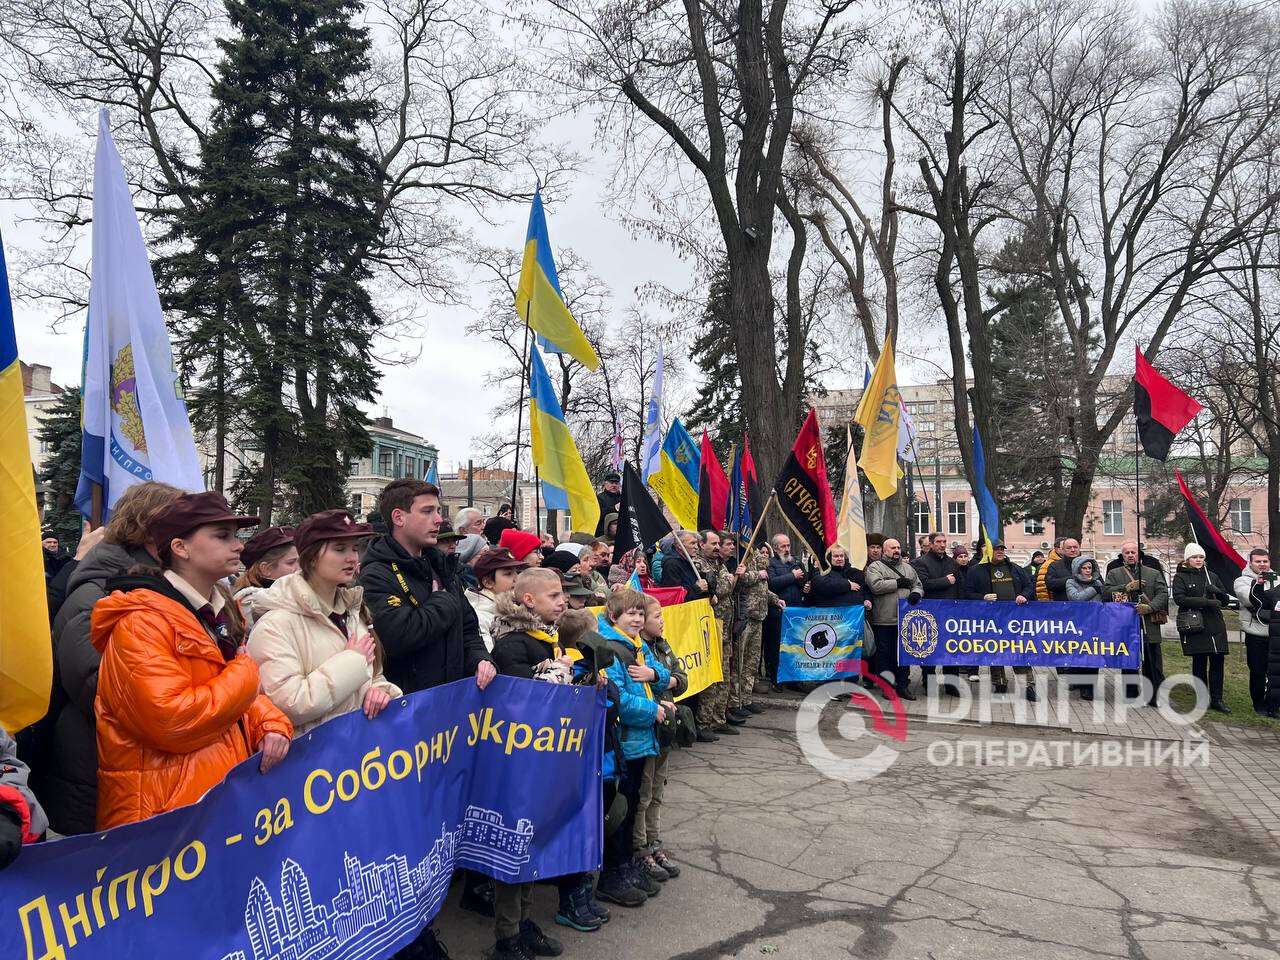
top-left (358, 478), bottom-right (495, 959)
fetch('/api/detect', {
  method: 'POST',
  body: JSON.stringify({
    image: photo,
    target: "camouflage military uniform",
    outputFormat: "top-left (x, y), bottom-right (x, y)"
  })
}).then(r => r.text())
top-left (731, 549), bottom-right (778, 710)
top-left (696, 557), bottom-right (737, 728)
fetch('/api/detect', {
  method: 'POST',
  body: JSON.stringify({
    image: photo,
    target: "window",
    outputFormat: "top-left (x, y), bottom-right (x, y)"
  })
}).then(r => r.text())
top-left (909, 401), bottom-right (936, 415)
top-left (911, 500), bottom-right (931, 534)
top-left (1102, 499), bottom-right (1124, 536)
top-left (1143, 498), bottom-right (1160, 535)
top-left (1230, 498), bottom-right (1253, 534)
top-left (482, 503), bottom-right (492, 517)
top-left (378, 450), bottom-right (394, 476)
top-left (404, 456), bottom-right (416, 479)
top-left (1024, 518), bottom-right (1045, 535)
top-left (947, 501), bottom-right (967, 535)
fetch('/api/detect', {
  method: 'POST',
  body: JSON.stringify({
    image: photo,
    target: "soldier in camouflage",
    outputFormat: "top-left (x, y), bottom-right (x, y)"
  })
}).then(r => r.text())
top-left (729, 539), bottom-right (781, 721)
top-left (694, 531), bottom-right (739, 740)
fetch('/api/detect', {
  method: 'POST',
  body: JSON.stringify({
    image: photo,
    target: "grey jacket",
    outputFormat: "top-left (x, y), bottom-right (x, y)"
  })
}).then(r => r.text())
top-left (1235, 572), bottom-right (1278, 638)
top-left (1064, 557), bottom-right (1106, 602)
top-left (864, 558), bottom-right (923, 626)
top-left (1, 726), bottom-right (48, 841)
top-left (1105, 563), bottom-right (1170, 644)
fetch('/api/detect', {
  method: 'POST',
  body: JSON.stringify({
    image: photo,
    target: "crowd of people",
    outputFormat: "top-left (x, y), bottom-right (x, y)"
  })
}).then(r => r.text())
top-left (7, 472), bottom-right (1280, 960)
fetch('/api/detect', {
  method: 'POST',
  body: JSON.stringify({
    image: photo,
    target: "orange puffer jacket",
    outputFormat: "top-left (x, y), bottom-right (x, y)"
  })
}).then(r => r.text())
top-left (91, 580), bottom-right (292, 829)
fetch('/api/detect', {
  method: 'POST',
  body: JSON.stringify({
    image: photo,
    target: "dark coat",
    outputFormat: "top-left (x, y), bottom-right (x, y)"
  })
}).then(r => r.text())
top-left (44, 541), bottom-right (154, 836)
top-left (1249, 580), bottom-right (1280, 710)
top-left (767, 556), bottom-right (807, 606)
top-left (658, 551), bottom-right (706, 600)
top-left (807, 564), bottom-right (865, 608)
top-left (1171, 564), bottom-right (1231, 656)
top-left (1044, 557), bottom-right (1074, 602)
top-left (489, 595), bottom-right (561, 681)
top-left (965, 559), bottom-right (1033, 602)
top-left (912, 551), bottom-right (961, 599)
top-left (595, 489), bottom-right (621, 535)
top-left (358, 535), bottom-right (491, 694)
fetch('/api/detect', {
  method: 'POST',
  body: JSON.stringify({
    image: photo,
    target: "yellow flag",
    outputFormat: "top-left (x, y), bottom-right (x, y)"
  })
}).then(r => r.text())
top-left (855, 340), bottom-right (901, 500)
top-left (836, 427), bottom-right (868, 567)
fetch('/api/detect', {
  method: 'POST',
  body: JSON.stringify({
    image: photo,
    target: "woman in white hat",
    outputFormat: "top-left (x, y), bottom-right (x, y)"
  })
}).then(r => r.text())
top-left (1171, 542), bottom-right (1234, 712)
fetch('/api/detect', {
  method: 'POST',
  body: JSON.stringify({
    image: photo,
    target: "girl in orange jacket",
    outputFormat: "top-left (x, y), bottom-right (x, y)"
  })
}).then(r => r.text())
top-left (91, 492), bottom-right (293, 829)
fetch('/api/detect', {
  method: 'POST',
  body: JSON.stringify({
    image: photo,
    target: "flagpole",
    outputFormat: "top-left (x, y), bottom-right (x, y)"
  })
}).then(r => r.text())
top-left (1134, 400), bottom-right (1141, 557)
top-left (743, 493), bottom-right (778, 556)
top-left (509, 303), bottom-right (532, 513)
top-left (535, 467), bottom-right (542, 538)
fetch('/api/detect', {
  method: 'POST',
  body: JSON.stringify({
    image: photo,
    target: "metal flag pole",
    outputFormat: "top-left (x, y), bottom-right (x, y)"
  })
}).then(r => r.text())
top-left (509, 302), bottom-right (533, 513)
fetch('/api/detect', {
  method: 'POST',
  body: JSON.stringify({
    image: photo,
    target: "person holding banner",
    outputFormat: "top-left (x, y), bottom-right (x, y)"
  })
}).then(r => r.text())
top-left (865, 538), bottom-right (922, 699)
top-left (90, 492), bottom-right (294, 829)
top-left (1172, 543), bottom-right (1233, 714)
top-left (47, 481), bottom-right (184, 836)
top-left (247, 510), bottom-right (402, 736)
top-left (964, 542), bottom-right (1036, 699)
top-left (808, 545), bottom-right (869, 609)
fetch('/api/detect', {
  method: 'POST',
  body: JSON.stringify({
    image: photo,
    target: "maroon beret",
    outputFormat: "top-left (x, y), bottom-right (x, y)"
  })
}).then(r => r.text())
top-left (295, 509), bottom-right (374, 553)
top-left (149, 492), bottom-right (258, 555)
top-left (241, 525), bottom-right (296, 569)
top-left (472, 548), bottom-right (527, 584)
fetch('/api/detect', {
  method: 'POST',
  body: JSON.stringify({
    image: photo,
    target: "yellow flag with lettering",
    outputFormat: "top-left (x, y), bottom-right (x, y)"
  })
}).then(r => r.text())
top-left (854, 340), bottom-right (901, 500)
top-left (664, 599), bottom-right (724, 700)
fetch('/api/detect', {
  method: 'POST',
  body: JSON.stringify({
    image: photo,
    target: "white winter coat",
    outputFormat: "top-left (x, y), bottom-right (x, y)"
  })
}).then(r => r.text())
top-left (247, 573), bottom-right (401, 735)
top-left (465, 587), bottom-right (498, 651)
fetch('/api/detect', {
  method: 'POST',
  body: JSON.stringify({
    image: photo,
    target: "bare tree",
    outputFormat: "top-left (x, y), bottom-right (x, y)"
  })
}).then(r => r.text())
top-left (987, 0), bottom-right (1280, 537)
top-left (515, 0), bottom-right (861, 483)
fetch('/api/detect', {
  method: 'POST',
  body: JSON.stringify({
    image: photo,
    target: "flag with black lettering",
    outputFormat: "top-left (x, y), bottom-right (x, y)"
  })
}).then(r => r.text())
top-left (772, 408), bottom-right (837, 567)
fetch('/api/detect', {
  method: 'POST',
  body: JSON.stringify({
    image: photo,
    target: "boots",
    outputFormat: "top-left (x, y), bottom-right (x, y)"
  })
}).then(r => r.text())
top-left (519, 919), bottom-right (563, 957)
top-left (595, 867), bottom-right (646, 907)
top-left (554, 879), bottom-right (601, 932)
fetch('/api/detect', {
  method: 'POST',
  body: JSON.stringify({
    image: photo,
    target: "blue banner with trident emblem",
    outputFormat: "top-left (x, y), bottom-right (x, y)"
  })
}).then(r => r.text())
top-left (897, 599), bottom-right (1141, 668)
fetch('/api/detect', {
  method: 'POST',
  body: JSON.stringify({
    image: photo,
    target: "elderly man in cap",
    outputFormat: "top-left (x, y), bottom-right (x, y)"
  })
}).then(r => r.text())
top-left (865, 537), bottom-right (923, 699)
top-left (1106, 539), bottom-right (1169, 706)
top-left (595, 473), bottom-right (622, 536)
top-left (965, 541), bottom-right (1037, 700)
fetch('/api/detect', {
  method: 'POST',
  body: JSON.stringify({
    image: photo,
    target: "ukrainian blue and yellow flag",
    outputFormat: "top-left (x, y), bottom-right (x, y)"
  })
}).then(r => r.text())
top-left (516, 190), bottom-right (600, 371)
top-left (649, 418), bottom-right (700, 531)
top-left (971, 422), bottom-right (1001, 562)
top-left (529, 345), bottom-right (600, 534)
top-left (0, 233), bottom-right (51, 732)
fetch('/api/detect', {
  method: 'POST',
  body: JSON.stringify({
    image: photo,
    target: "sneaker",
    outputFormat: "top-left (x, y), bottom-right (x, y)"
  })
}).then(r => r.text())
top-left (652, 848), bottom-right (681, 878)
top-left (490, 936), bottom-right (533, 960)
top-left (555, 882), bottom-right (601, 932)
top-left (519, 919), bottom-right (564, 957)
top-left (744, 702), bottom-right (767, 714)
top-left (459, 880), bottom-right (495, 918)
top-left (695, 729), bottom-right (720, 743)
top-left (1025, 687), bottom-right (1039, 703)
top-left (628, 858), bottom-right (661, 897)
top-left (595, 868), bottom-right (645, 907)
top-left (640, 854), bottom-right (669, 883)
top-left (714, 724), bottom-right (740, 736)
top-left (582, 877), bottom-right (610, 923)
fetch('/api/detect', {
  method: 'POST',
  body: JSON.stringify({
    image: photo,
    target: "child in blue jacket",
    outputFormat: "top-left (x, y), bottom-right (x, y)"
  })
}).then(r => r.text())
top-left (595, 589), bottom-right (673, 906)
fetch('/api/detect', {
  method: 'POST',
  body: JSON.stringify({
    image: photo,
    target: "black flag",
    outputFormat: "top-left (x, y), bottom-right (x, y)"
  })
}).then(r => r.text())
top-left (613, 461), bottom-right (673, 563)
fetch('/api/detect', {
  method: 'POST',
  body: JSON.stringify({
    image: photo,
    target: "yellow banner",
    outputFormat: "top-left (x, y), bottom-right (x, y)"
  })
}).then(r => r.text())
top-left (665, 598), bottom-right (723, 700)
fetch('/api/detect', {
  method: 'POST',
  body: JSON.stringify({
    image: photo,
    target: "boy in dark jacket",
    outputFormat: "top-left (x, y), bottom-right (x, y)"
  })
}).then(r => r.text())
top-left (633, 595), bottom-right (688, 884)
top-left (488, 568), bottom-right (571, 959)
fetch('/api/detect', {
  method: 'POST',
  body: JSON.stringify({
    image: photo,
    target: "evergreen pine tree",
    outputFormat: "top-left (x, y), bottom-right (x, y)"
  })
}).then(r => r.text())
top-left (36, 389), bottom-right (86, 548)
top-left (161, 0), bottom-right (383, 521)
top-left (686, 264), bottom-right (747, 446)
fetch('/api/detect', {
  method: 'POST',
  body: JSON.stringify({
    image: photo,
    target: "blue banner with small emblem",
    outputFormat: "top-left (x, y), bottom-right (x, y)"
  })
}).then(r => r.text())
top-left (897, 599), bottom-right (1141, 668)
top-left (0, 676), bottom-right (604, 960)
top-left (778, 605), bottom-right (866, 682)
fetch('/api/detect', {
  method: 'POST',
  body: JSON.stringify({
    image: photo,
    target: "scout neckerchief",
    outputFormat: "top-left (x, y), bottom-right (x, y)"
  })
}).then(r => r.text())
top-left (527, 626), bottom-right (583, 662)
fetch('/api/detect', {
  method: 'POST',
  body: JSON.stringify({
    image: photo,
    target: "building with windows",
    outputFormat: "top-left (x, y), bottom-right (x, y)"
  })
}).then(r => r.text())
top-left (813, 377), bottom-right (1269, 569)
top-left (21, 362), bottom-right (68, 517)
top-left (345, 416), bottom-right (439, 519)
top-left (437, 467), bottom-right (575, 539)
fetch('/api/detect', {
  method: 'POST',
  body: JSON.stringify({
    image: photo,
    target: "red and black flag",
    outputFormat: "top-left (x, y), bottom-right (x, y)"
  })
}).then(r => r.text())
top-left (1134, 345), bottom-right (1202, 460)
top-left (696, 429), bottom-right (729, 531)
top-left (613, 460), bottom-right (673, 563)
top-left (1174, 469), bottom-right (1246, 587)
top-left (772, 408), bottom-right (838, 566)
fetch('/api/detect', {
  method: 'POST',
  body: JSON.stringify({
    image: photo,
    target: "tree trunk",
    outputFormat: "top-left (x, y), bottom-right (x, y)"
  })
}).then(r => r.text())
top-left (213, 330), bottom-right (226, 494)
top-left (1267, 455), bottom-right (1279, 559)
top-left (1059, 447), bottom-right (1102, 541)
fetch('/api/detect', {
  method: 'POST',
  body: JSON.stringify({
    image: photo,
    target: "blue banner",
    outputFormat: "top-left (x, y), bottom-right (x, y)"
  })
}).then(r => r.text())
top-left (1, 676), bottom-right (604, 960)
top-left (897, 599), bottom-right (1141, 669)
top-left (778, 605), bottom-right (865, 682)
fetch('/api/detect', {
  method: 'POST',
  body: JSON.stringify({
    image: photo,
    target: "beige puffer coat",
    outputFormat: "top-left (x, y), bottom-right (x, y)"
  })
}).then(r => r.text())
top-left (247, 573), bottom-right (401, 735)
